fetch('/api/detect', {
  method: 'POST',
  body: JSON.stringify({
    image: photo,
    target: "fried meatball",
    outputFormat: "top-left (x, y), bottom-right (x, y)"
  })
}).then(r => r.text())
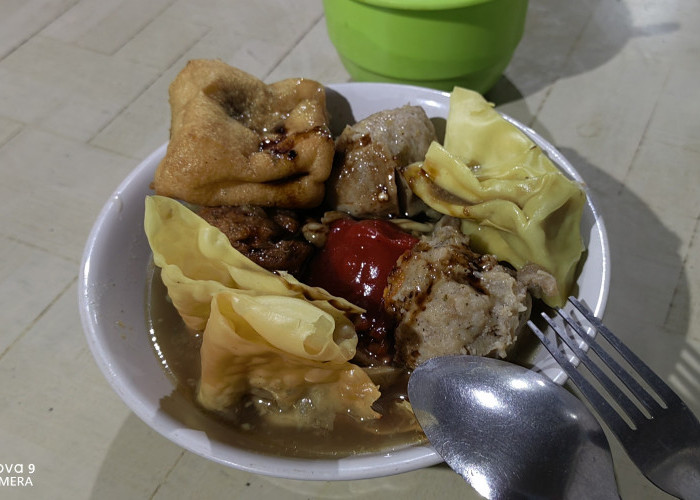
top-left (384, 225), bottom-right (531, 369)
top-left (325, 105), bottom-right (436, 218)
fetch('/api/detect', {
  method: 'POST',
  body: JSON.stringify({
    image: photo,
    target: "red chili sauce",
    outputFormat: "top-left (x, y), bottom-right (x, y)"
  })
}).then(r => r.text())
top-left (305, 219), bottom-right (418, 365)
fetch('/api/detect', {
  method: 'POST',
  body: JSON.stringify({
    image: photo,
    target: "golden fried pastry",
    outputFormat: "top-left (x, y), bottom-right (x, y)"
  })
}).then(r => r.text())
top-left (153, 59), bottom-right (334, 208)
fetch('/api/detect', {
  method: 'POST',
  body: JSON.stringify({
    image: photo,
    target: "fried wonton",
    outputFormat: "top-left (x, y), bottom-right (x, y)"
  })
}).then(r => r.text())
top-left (153, 59), bottom-right (334, 209)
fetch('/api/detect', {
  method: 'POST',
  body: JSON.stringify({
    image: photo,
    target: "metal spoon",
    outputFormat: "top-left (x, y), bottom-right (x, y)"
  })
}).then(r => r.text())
top-left (408, 355), bottom-right (619, 499)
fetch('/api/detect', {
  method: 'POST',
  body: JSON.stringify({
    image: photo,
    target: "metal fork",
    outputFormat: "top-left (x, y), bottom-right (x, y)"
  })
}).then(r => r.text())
top-left (528, 297), bottom-right (700, 500)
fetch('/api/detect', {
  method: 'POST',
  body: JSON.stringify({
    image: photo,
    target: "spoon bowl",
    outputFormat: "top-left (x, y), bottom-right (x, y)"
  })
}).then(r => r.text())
top-left (408, 355), bottom-right (619, 499)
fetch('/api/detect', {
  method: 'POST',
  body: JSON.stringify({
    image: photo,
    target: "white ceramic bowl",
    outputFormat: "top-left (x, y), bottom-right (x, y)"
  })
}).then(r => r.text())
top-left (79, 83), bottom-right (610, 480)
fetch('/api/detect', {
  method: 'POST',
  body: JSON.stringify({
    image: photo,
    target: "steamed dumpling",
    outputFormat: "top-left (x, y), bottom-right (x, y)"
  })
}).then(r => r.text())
top-left (144, 195), bottom-right (380, 428)
top-left (403, 88), bottom-right (585, 307)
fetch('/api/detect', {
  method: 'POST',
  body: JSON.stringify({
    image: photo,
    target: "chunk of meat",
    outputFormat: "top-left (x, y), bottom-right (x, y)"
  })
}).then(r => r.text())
top-left (198, 205), bottom-right (313, 275)
top-left (517, 263), bottom-right (560, 300)
top-left (384, 226), bottom-right (532, 369)
top-left (325, 105), bottom-right (436, 218)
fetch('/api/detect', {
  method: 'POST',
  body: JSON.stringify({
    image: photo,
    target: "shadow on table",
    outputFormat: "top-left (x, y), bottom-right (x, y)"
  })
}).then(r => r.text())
top-left (87, 412), bottom-right (479, 499)
top-left (555, 146), bottom-right (698, 410)
top-left (484, 0), bottom-right (679, 106)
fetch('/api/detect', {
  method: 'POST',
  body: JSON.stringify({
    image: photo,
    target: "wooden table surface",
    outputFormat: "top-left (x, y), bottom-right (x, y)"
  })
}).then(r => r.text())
top-left (1, 1), bottom-right (698, 498)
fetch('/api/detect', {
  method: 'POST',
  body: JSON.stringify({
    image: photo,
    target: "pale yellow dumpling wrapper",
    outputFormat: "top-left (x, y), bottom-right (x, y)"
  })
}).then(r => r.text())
top-left (403, 88), bottom-right (585, 307)
top-left (199, 294), bottom-right (381, 428)
top-left (144, 195), bottom-right (380, 423)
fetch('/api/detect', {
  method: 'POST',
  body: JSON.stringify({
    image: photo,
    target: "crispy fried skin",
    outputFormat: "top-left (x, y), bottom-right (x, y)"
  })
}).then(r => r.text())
top-left (154, 59), bottom-right (334, 208)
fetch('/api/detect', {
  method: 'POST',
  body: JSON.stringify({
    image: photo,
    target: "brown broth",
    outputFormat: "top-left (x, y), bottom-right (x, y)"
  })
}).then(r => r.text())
top-left (145, 261), bottom-right (428, 458)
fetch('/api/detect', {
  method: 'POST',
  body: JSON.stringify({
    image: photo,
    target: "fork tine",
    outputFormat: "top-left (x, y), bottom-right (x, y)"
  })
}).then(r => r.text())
top-left (533, 299), bottom-right (700, 500)
top-left (539, 312), bottom-right (647, 426)
top-left (554, 307), bottom-right (661, 414)
top-left (568, 297), bottom-right (681, 406)
top-left (527, 319), bottom-right (630, 437)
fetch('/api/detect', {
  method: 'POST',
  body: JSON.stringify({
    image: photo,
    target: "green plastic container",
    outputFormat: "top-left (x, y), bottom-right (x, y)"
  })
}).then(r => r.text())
top-left (322, 0), bottom-right (528, 93)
